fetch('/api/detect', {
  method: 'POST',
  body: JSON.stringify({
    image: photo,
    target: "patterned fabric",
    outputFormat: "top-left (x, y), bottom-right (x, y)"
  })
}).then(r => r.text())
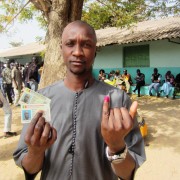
top-left (2, 67), bottom-right (12, 84)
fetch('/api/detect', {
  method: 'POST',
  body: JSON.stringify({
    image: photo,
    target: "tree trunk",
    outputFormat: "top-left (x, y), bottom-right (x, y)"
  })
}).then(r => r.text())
top-left (39, 0), bottom-right (84, 89)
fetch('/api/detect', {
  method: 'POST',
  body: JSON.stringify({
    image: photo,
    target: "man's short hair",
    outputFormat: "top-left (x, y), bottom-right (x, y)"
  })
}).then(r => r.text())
top-left (154, 68), bottom-right (158, 72)
top-left (137, 69), bottom-right (140, 73)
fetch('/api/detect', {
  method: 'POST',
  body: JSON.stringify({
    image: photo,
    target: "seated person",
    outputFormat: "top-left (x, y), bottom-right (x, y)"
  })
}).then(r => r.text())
top-left (98, 69), bottom-right (106, 82)
top-left (173, 73), bottom-right (180, 99)
top-left (133, 69), bottom-right (145, 97)
top-left (114, 70), bottom-right (125, 89)
top-left (149, 68), bottom-right (162, 97)
top-left (159, 71), bottom-right (175, 98)
top-left (121, 69), bottom-right (133, 94)
top-left (108, 70), bottom-right (115, 81)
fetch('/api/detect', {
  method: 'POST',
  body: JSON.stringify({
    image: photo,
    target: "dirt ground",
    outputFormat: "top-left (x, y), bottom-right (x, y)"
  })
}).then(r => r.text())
top-left (0, 95), bottom-right (180, 180)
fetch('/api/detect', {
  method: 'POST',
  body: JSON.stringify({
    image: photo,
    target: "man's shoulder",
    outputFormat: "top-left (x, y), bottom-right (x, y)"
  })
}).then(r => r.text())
top-left (38, 80), bottom-right (63, 93)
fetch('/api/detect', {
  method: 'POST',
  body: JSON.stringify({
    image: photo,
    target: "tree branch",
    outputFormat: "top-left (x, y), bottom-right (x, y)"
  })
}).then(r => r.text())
top-left (1, 0), bottom-right (30, 32)
top-left (30, 0), bottom-right (52, 17)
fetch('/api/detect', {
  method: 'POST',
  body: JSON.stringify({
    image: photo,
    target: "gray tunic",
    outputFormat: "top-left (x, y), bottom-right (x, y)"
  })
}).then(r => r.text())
top-left (13, 80), bottom-right (146, 180)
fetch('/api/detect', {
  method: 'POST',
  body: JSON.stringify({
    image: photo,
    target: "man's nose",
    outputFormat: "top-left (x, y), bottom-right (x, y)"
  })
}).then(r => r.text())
top-left (72, 44), bottom-right (84, 56)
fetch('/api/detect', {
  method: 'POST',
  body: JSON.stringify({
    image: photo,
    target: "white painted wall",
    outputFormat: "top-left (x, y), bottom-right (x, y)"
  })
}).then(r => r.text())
top-left (94, 39), bottom-right (180, 68)
top-left (95, 45), bottom-right (123, 68)
top-left (150, 39), bottom-right (180, 67)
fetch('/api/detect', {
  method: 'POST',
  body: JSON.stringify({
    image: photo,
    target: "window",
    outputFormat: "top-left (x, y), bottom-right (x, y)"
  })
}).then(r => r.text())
top-left (123, 45), bottom-right (149, 67)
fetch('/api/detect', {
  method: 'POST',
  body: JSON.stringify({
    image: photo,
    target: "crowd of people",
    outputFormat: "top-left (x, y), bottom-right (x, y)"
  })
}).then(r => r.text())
top-left (0, 57), bottom-right (43, 138)
top-left (99, 68), bottom-right (180, 98)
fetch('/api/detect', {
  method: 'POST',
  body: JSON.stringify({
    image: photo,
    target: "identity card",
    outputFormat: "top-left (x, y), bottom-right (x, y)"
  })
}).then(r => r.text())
top-left (21, 104), bottom-right (51, 124)
top-left (19, 88), bottom-right (51, 105)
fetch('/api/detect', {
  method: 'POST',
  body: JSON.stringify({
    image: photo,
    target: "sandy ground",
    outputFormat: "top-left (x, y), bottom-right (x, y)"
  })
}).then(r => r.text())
top-left (0, 95), bottom-right (180, 180)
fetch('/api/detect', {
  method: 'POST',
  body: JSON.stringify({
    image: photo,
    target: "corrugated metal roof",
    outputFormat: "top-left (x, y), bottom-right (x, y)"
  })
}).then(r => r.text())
top-left (0, 17), bottom-right (179, 58)
top-left (0, 42), bottom-right (45, 58)
top-left (96, 16), bottom-right (180, 46)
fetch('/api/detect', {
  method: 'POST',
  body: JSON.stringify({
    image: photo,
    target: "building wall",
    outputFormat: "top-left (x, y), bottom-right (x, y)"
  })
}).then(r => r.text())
top-left (150, 39), bottom-right (180, 67)
top-left (93, 39), bottom-right (180, 84)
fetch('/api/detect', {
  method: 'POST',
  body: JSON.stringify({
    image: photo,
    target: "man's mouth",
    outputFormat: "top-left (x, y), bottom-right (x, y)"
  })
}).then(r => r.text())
top-left (70, 60), bottom-right (85, 66)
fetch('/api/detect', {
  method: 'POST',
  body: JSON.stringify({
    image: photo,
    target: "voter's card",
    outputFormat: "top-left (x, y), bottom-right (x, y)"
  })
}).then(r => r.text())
top-left (19, 88), bottom-right (51, 105)
top-left (21, 104), bottom-right (51, 124)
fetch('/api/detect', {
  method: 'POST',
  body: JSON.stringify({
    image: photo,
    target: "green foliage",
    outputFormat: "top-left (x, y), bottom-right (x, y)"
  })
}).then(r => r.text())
top-left (82, 0), bottom-right (147, 29)
top-left (0, 0), bottom-right (179, 33)
top-left (82, 0), bottom-right (180, 29)
top-left (0, 0), bottom-right (46, 33)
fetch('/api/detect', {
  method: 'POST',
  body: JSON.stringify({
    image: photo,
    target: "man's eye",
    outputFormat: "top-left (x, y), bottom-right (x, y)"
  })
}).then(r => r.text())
top-left (66, 42), bottom-right (74, 46)
top-left (84, 43), bottom-right (92, 48)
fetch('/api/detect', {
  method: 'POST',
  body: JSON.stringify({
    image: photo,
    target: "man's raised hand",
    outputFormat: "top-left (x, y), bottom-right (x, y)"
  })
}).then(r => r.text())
top-left (101, 96), bottom-right (138, 154)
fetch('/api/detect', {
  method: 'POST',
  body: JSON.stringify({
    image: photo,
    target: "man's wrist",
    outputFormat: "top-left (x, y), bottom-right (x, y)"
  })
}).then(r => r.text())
top-left (108, 143), bottom-right (126, 155)
top-left (106, 145), bottom-right (128, 164)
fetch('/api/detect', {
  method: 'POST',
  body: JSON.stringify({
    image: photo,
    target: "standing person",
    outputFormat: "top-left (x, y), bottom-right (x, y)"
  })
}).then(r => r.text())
top-left (133, 69), bottom-right (145, 97)
top-left (38, 61), bottom-right (44, 83)
top-left (0, 62), bottom-right (5, 94)
top-left (23, 63), bottom-right (29, 87)
top-left (0, 89), bottom-right (16, 138)
top-left (121, 69), bottom-right (133, 94)
top-left (149, 68), bottom-right (162, 97)
top-left (27, 57), bottom-right (39, 91)
top-left (13, 21), bottom-right (145, 180)
top-left (159, 71), bottom-right (175, 98)
top-left (1, 61), bottom-right (13, 104)
top-left (12, 62), bottom-right (23, 106)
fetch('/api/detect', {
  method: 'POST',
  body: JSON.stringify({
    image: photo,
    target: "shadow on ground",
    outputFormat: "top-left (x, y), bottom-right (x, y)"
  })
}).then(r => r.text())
top-left (131, 95), bottom-right (180, 154)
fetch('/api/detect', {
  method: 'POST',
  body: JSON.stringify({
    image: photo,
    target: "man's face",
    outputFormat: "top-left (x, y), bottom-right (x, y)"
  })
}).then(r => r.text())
top-left (24, 95), bottom-right (29, 103)
top-left (61, 22), bottom-right (97, 76)
top-left (154, 69), bottom-right (158, 74)
top-left (24, 111), bottom-right (29, 120)
top-left (15, 63), bottom-right (19, 69)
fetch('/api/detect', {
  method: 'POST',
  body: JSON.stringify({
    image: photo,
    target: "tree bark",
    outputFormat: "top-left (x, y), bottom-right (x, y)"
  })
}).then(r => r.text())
top-left (39, 0), bottom-right (84, 89)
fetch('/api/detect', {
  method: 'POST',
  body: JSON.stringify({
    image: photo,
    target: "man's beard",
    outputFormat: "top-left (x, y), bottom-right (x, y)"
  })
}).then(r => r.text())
top-left (70, 68), bottom-right (86, 75)
top-left (70, 66), bottom-right (92, 76)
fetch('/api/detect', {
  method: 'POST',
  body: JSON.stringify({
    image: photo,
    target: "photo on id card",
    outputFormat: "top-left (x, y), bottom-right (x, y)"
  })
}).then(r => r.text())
top-left (21, 109), bottom-right (32, 123)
